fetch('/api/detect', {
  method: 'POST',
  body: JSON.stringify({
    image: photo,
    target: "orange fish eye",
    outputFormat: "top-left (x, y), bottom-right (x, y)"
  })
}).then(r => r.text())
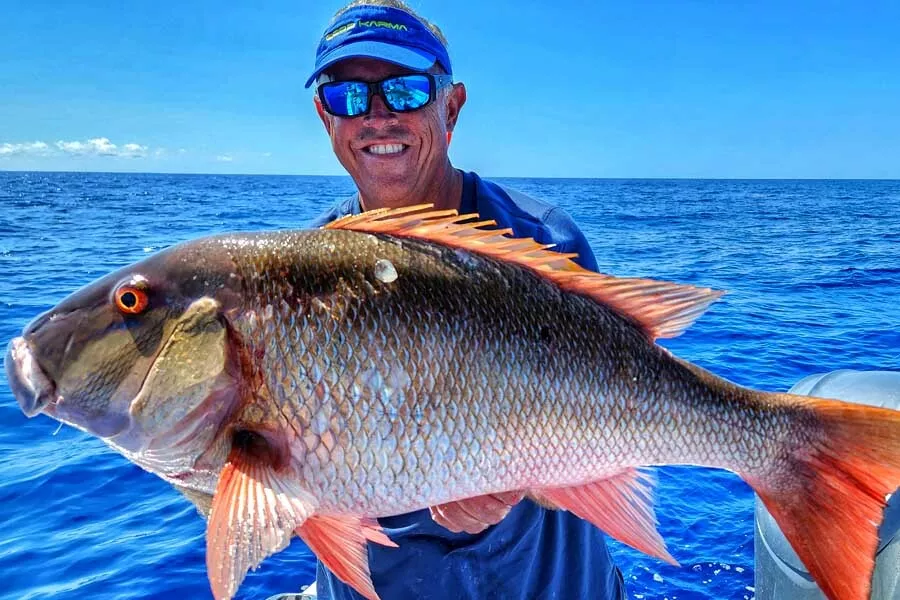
top-left (114, 285), bottom-right (149, 315)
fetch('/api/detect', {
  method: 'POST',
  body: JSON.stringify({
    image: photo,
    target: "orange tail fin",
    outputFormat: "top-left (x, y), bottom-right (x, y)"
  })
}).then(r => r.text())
top-left (747, 395), bottom-right (900, 600)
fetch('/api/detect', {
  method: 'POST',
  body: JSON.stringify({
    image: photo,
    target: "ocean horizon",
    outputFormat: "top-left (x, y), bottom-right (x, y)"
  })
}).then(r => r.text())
top-left (2, 169), bottom-right (899, 181)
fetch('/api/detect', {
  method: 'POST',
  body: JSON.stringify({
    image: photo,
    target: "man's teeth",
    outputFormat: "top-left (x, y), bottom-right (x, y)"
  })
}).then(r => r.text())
top-left (367, 144), bottom-right (405, 155)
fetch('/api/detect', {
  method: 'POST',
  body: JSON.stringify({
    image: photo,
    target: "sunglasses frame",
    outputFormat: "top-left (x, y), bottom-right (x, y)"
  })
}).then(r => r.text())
top-left (317, 73), bottom-right (454, 117)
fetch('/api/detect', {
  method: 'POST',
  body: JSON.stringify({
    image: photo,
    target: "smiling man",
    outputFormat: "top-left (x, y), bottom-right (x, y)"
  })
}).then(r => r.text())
top-left (306, 1), bottom-right (624, 599)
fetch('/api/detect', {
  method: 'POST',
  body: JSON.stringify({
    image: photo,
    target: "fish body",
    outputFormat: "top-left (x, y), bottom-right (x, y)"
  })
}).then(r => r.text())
top-left (6, 207), bottom-right (900, 600)
top-left (230, 228), bottom-right (766, 510)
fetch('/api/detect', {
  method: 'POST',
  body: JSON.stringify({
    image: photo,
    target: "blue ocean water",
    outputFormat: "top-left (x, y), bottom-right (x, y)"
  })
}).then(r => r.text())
top-left (1, 171), bottom-right (898, 600)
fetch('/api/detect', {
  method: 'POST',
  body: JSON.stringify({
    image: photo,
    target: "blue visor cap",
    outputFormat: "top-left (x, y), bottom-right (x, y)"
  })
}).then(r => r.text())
top-left (305, 6), bottom-right (452, 88)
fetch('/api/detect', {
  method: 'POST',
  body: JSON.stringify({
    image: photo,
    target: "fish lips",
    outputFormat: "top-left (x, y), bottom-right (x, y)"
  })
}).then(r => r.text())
top-left (5, 337), bottom-right (57, 417)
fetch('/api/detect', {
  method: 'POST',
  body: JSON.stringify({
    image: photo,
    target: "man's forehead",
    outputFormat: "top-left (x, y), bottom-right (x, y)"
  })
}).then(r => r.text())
top-left (325, 57), bottom-right (427, 81)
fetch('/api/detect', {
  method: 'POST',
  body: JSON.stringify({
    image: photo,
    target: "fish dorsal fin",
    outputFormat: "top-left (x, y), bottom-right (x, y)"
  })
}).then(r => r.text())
top-left (326, 205), bottom-right (723, 340)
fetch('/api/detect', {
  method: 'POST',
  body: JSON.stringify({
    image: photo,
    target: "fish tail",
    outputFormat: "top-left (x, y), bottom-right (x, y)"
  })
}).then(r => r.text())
top-left (746, 394), bottom-right (900, 600)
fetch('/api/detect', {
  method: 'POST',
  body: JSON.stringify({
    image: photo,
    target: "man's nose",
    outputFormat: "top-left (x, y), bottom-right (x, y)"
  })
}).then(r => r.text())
top-left (365, 94), bottom-right (397, 121)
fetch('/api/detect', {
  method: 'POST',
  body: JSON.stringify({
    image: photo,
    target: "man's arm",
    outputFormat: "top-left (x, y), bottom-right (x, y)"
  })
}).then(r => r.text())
top-left (306, 196), bottom-right (361, 228)
top-left (494, 182), bottom-right (599, 272)
top-left (541, 206), bottom-right (599, 272)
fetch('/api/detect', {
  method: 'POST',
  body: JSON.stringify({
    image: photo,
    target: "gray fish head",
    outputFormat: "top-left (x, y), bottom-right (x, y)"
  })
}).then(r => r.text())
top-left (4, 237), bottom-right (247, 480)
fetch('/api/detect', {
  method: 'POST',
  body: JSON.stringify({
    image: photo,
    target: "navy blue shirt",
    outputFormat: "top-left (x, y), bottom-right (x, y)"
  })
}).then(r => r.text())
top-left (308, 171), bottom-right (623, 600)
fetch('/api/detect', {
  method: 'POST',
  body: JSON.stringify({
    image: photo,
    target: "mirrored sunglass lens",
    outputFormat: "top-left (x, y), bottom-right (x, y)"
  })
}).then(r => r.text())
top-left (382, 75), bottom-right (432, 111)
top-left (323, 81), bottom-right (369, 116)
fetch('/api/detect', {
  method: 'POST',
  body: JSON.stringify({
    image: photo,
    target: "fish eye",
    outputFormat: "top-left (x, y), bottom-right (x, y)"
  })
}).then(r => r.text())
top-left (114, 283), bottom-right (150, 315)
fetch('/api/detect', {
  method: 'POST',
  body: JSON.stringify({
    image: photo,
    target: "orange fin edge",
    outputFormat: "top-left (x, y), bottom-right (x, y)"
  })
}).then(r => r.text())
top-left (747, 394), bottom-right (900, 600)
top-left (325, 205), bottom-right (722, 340)
top-left (296, 515), bottom-right (397, 600)
top-left (531, 469), bottom-right (678, 566)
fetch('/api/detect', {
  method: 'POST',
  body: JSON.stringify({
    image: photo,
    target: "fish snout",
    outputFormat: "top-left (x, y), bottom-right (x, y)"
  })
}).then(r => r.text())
top-left (5, 337), bottom-right (56, 417)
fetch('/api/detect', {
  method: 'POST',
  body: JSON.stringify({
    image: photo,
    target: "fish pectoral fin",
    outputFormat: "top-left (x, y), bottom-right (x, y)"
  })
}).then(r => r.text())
top-left (429, 491), bottom-right (526, 534)
top-left (206, 453), bottom-right (316, 600)
top-left (295, 514), bottom-right (397, 600)
top-left (531, 468), bottom-right (678, 566)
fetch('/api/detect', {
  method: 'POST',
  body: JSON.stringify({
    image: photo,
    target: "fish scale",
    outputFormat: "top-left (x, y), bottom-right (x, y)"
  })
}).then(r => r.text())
top-left (221, 229), bottom-right (771, 515)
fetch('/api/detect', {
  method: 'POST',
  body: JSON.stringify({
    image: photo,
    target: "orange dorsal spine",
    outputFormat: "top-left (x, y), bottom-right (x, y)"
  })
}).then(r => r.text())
top-left (326, 205), bottom-right (724, 340)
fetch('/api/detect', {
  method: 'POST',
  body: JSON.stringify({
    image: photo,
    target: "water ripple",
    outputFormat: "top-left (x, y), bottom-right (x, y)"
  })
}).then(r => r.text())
top-left (2, 173), bottom-right (899, 599)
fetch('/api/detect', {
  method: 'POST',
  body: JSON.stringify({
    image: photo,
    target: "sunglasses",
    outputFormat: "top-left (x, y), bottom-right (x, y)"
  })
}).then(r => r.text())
top-left (317, 73), bottom-right (454, 118)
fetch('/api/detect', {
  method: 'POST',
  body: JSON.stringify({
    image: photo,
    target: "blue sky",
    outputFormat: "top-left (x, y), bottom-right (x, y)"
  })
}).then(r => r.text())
top-left (1, 0), bottom-right (898, 178)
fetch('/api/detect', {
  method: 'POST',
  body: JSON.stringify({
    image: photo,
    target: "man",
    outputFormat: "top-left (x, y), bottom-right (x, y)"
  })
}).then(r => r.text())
top-left (305, 1), bottom-right (625, 598)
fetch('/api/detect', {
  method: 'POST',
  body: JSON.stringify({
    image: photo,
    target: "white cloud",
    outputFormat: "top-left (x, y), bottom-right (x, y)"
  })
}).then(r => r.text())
top-left (56, 137), bottom-right (120, 156)
top-left (1, 138), bottom-right (247, 164)
top-left (0, 141), bottom-right (50, 156)
top-left (55, 140), bottom-right (88, 154)
top-left (1, 137), bottom-right (167, 159)
top-left (89, 137), bottom-right (117, 155)
top-left (121, 143), bottom-right (149, 157)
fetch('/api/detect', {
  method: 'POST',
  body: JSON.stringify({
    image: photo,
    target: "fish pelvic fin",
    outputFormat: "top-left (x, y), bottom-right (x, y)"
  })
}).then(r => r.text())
top-left (206, 442), bottom-right (316, 600)
top-left (531, 468), bottom-right (678, 565)
top-left (296, 515), bottom-right (397, 600)
top-left (748, 395), bottom-right (900, 600)
top-left (325, 205), bottom-right (722, 340)
top-left (429, 491), bottom-right (526, 534)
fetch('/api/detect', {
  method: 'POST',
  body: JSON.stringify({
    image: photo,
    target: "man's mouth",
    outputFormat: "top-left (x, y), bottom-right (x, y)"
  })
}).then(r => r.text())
top-left (364, 143), bottom-right (408, 156)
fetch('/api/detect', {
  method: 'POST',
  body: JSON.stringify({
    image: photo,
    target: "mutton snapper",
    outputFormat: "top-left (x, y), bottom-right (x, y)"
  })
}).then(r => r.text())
top-left (5, 205), bottom-right (900, 600)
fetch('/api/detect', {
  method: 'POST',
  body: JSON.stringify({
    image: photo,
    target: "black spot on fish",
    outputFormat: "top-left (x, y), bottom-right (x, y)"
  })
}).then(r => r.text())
top-left (539, 325), bottom-right (553, 346)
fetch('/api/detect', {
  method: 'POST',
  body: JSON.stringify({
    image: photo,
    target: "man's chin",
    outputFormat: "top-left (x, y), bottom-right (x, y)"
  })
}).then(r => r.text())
top-left (362, 190), bottom-right (419, 210)
top-left (356, 174), bottom-right (420, 208)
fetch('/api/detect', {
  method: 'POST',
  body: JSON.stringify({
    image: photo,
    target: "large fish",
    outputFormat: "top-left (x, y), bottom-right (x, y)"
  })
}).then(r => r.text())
top-left (5, 206), bottom-right (899, 600)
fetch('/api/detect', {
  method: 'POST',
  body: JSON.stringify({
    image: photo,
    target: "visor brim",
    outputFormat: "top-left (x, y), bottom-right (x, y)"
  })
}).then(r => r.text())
top-left (305, 41), bottom-right (438, 88)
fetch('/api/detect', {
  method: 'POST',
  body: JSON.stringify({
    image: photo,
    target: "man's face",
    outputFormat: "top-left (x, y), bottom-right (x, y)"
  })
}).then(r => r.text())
top-left (315, 57), bottom-right (466, 209)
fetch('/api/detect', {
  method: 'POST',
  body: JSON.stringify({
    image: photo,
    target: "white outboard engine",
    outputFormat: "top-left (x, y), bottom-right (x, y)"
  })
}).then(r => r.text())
top-left (754, 370), bottom-right (900, 599)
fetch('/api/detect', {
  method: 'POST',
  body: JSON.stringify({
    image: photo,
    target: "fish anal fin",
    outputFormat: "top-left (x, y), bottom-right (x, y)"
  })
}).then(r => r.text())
top-left (430, 491), bottom-right (526, 534)
top-left (206, 453), bottom-right (315, 600)
top-left (296, 514), bottom-right (397, 600)
top-left (325, 205), bottom-right (722, 340)
top-left (531, 469), bottom-right (677, 566)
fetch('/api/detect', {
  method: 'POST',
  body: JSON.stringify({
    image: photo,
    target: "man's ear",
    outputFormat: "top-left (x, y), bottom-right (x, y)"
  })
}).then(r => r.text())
top-left (444, 82), bottom-right (467, 135)
top-left (314, 95), bottom-right (333, 136)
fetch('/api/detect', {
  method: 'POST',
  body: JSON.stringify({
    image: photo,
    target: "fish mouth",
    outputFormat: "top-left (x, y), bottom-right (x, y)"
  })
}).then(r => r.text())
top-left (5, 337), bottom-right (58, 417)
